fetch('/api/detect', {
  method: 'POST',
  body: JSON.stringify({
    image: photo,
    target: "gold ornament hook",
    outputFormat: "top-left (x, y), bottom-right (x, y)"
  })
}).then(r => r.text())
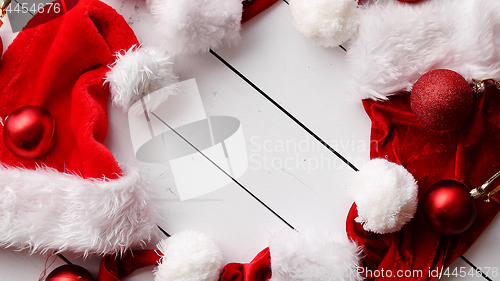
top-left (470, 170), bottom-right (500, 204)
top-left (0, 0), bottom-right (11, 27)
top-left (473, 78), bottom-right (500, 94)
top-left (0, 0), bottom-right (10, 15)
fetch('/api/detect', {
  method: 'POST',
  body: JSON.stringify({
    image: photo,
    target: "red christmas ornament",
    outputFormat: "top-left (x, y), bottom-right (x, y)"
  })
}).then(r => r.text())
top-left (46, 264), bottom-right (95, 281)
top-left (411, 69), bottom-right (473, 131)
top-left (423, 179), bottom-right (477, 235)
top-left (3, 105), bottom-right (57, 159)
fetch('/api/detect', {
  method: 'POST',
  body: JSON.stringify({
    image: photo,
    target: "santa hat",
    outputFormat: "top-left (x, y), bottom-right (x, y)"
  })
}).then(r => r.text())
top-left (344, 0), bottom-right (500, 279)
top-left (0, 0), bottom-right (179, 255)
top-left (0, 0), bottom-right (282, 257)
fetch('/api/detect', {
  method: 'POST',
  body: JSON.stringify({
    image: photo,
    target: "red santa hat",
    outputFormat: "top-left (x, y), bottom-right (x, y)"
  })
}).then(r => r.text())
top-left (344, 0), bottom-right (500, 279)
top-left (0, 0), bottom-right (177, 255)
top-left (276, 0), bottom-right (500, 278)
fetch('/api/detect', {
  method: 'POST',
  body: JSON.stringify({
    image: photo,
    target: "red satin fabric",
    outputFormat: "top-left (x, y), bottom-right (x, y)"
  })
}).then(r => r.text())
top-left (219, 248), bottom-right (272, 281)
top-left (347, 86), bottom-right (500, 280)
top-left (242, 0), bottom-right (280, 24)
top-left (97, 250), bottom-right (160, 281)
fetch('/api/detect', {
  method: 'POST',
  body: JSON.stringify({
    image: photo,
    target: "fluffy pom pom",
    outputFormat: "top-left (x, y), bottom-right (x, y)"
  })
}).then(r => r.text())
top-left (154, 230), bottom-right (223, 281)
top-left (269, 229), bottom-right (363, 281)
top-left (347, 159), bottom-right (418, 234)
top-left (149, 0), bottom-right (242, 55)
top-left (289, 0), bottom-right (359, 47)
top-left (105, 45), bottom-right (178, 110)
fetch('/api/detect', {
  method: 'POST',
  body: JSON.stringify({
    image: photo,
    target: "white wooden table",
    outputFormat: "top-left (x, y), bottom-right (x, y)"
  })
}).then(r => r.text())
top-left (0, 0), bottom-right (498, 280)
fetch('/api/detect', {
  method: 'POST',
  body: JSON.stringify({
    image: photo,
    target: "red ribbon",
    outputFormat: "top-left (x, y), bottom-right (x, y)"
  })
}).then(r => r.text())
top-left (219, 248), bottom-right (272, 281)
top-left (242, 0), bottom-right (280, 24)
top-left (97, 250), bottom-right (160, 281)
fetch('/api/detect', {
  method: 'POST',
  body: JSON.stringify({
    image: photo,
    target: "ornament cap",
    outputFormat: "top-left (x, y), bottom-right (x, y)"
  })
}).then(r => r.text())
top-left (473, 78), bottom-right (500, 93)
top-left (470, 188), bottom-right (482, 200)
top-left (470, 170), bottom-right (500, 203)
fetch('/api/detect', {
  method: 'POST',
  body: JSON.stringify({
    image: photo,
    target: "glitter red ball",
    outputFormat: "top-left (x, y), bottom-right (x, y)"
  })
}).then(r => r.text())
top-left (410, 69), bottom-right (473, 131)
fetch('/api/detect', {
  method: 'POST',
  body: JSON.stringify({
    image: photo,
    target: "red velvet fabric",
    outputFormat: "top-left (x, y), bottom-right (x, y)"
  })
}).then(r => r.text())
top-left (242, 0), bottom-right (280, 24)
top-left (0, 0), bottom-right (138, 179)
top-left (347, 85), bottom-right (500, 280)
top-left (97, 250), bottom-right (160, 281)
top-left (220, 248), bottom-right (272, 281)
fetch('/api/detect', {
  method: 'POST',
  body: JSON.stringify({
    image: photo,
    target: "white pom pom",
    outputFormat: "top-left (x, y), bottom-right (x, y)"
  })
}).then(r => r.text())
top-left (149, 0), bottom-right (242, 55)
top-left (154, 230), bottom-right (223, 281)
top-left (289, 0), bottom-right (359, 47)
top-left (269, 229), bottom-right (363, 281)
top-left (105, 45), bottom-right (178, 110)
top-left (348, 159), bottom-right (418, 234)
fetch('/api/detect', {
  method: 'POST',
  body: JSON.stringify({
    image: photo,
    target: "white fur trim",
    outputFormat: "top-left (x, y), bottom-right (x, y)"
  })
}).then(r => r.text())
top-left (347, 159), bottom-right (418, 234)
top-left (269, 229), bottom-right (363, 281)
top-left (154, 230), bottom-right (223, 281)
top-left (289, 0), bottom-right (359, 47)
top-left (106, 45), bottom-right (178, 110)
top-left (347, 0), bottom-right (500, 100)
top-left (0, 164), bottom-right (161, 255)
top-left (149, 0), bottom-right (242, 55)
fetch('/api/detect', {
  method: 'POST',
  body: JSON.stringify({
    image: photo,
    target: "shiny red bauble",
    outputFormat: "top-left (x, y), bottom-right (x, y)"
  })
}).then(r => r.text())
top-left (411, 69), bottom-right (473, 131)
top-left (46, 264), bottom-right (95, 281)
top-left (3, 105), bottom-right (57, 159)
top-left (423, 179), bottom-right (477, 235)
